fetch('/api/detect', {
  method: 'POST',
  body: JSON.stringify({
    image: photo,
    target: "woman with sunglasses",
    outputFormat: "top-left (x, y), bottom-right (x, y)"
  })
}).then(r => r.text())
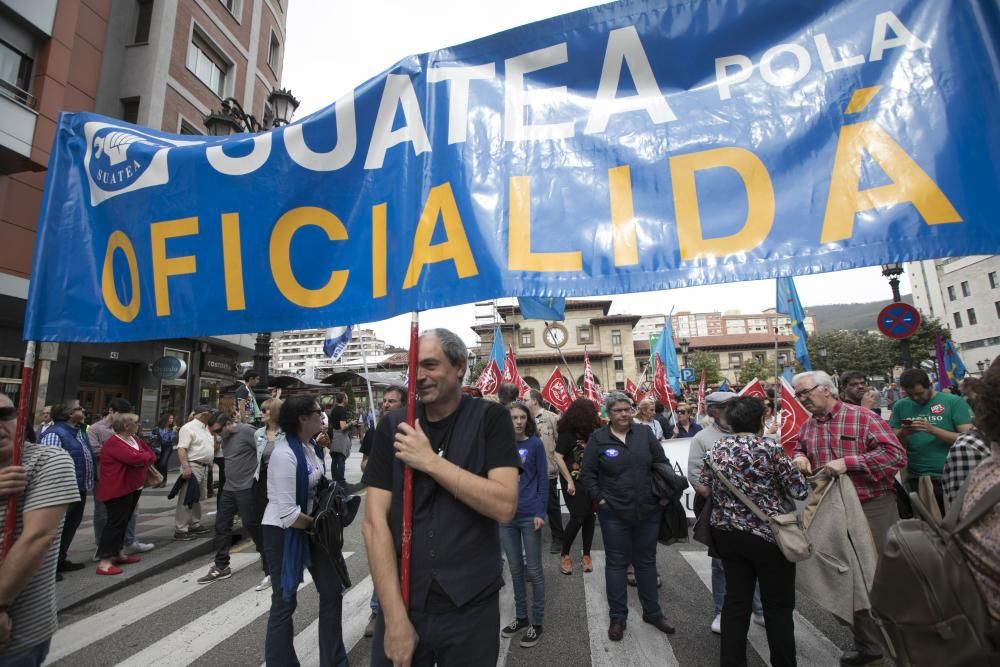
top-left (261, 396), bottom-right (345, 666)
top-left (672, 403), bottom-right (702, 438)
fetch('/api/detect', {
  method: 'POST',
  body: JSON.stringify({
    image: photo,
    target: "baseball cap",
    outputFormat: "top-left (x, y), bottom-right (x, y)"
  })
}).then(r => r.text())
top-left (704, 391), bottom-right (739, 407)
top-left (194, 404), bottom-right (213, 415)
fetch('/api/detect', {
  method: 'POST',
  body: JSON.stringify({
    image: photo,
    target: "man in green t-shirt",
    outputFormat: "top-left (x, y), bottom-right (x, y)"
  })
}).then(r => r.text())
top-left (889, 368), bottom-right (972, 508)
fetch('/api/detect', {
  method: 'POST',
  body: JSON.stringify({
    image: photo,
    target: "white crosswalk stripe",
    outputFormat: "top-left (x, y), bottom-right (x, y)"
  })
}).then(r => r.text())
top-left (50, 542), bottom-right (851, 666)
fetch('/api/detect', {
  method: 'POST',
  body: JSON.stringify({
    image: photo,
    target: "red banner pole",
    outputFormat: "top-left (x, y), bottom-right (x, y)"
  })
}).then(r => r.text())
top-left (400, 313), bottom-right (419, 610)
top-left (2, 341), bottom-right (35, 560)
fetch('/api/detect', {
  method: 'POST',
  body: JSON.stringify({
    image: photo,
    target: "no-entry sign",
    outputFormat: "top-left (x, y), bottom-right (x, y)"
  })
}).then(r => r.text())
top-left (877, 303), bottom-right (922, 340)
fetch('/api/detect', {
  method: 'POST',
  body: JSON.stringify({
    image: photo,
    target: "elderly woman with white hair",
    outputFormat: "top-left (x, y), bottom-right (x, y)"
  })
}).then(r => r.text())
top-left (633, 398), bottom-right (664, 441)
top-left (580, 393), bottom-right (676, 642)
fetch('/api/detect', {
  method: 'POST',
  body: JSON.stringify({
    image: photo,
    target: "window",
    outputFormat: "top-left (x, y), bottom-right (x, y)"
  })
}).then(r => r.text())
top-left (996, 301), bottom-right (1000, 319)
top-left (179, 119), bottom-right (203, 135)
top-left (968, 308), bottom-right (978, 325)
top-left (220, 0), bottom-right (242, 17)
top-left (577, 326), bottom-right (593, 345)
top-left (729, 353), bottom-right (742, 368)
top-left (0, 39), bottom-right (33, 105)
top-left (611, 329), bottom-right (621, 346)
top-left (961, 281), bottom-right (971, 297)
top-left (990, 272), bottom-right (999, 289)
top-left (519, 331), bottom-right (534, 348)
top-left (186, 32), bottom-right (229, 97)
top-left (954, 312), bottom-right (963, 328)
top-left (616, 381), bottom-right (625, 390)
top-left (614, 357), bottom-right (624, 371)
top-left (267, 32), bottom-right (280, 70)
top-left (121, 98), bottom-right (139, 124)
top-left (947, 285), bottom-right (957, 301)
top-left (134, 0), bottom-right (153, 43)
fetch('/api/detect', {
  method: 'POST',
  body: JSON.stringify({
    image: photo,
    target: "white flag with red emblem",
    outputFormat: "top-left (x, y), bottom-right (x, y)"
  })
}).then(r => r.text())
top-left (501, 345), bottom-right (531, 398)
top-left (542, 367), bottom-right (573, 412)
top-left (778, 377), bottom-right (811, 456)
top-left (739, 378), bottom-right (768, 399)
top-left (624, 377), bottom-right (638, 402)
top-left (476, 358), bottom-right (502, 395)
top-left (583, 350), bottom-right (602, 409)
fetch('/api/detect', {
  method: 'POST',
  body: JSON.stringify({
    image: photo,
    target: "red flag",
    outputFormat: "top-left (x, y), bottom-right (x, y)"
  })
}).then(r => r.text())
top-left (635, 382), bottom-right (649, 404)
top-left (739, 378), bottom-right (768, 399)
top-left (475, 358), bottom-right (502, 395)
top-left (696, 370), bottom-right (706, 417)
top-left (583, 350), bottom-right (602, 408)
top-left (624, 377), bottom-right (638, 402)
top-left (502, 345), bottom-right (519, 386)
top-left (542, 367), bottom-right (573, 412)
top-left (778, 377), bottom-right (811, 456)
top-left (653, 354), bottom-right (676, 410)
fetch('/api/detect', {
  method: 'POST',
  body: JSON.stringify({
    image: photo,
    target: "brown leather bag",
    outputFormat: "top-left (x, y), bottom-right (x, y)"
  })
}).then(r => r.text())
top-left (144, 465), bottom-right (164, 488)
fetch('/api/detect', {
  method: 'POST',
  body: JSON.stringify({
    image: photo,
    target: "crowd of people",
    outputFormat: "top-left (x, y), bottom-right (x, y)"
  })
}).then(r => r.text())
top-left (2, 333), bottom-right (999, 666)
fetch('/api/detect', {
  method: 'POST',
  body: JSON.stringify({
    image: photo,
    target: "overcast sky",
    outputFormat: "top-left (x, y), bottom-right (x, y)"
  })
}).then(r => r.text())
top-left (281, 0), bottom-right (913, 348)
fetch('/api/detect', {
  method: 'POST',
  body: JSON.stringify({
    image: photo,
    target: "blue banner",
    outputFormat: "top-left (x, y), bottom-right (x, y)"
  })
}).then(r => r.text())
top-left (25, 0), bottom-right (1000, 342)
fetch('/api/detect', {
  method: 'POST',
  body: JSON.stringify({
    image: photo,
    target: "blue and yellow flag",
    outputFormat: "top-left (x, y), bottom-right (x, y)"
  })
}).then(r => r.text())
top-left (936, 336), bottom-right (967, 389)
top-left (776, 276), bottom-right (812, 371)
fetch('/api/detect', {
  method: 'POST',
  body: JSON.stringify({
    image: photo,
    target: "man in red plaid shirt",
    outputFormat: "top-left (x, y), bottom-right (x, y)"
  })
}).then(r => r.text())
top-left (791, 370), bottom-right (905, 667)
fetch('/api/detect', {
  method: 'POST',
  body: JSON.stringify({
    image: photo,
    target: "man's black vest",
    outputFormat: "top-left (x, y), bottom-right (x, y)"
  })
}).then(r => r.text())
top-left (385, 395), bottom-right (503, 611)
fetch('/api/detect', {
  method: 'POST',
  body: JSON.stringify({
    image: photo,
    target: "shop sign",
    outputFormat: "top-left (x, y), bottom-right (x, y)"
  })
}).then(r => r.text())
top-left (202, 353), bottom-right (236, 375)
top-left (152, 356), bottom-right (186, 380)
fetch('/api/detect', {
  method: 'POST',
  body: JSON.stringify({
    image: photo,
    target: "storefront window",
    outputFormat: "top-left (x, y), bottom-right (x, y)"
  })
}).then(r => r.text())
top-left (159, 347), bottom-right (190, 421)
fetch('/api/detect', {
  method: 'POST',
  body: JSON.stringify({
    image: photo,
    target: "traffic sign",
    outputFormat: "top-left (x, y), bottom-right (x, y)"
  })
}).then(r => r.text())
top-left (680, 367), bottom-right (696, 383)
top-left (877, 303), bottom-right (921, 340)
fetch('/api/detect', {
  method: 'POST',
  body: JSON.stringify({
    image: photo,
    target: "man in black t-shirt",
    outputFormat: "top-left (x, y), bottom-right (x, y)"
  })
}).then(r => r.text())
top-left (327, 392), bottom-right (350, 484)
top-left (362, 329), bottom-right (519, 667)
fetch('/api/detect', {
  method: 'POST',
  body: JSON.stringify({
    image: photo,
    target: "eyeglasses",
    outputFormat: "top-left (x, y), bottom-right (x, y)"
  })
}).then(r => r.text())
top-left (0, 406), bottom-right (15, 421)
top-left (794, 385), bottom-right (819, 399)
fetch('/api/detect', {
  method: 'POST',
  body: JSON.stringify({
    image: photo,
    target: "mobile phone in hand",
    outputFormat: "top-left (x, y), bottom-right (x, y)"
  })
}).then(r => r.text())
top-left (901, 418), bottom-right (914, 426)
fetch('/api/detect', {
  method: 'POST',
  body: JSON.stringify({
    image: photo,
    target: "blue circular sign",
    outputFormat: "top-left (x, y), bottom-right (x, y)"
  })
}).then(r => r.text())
top-left (877, 303), bottom-right (921, 340)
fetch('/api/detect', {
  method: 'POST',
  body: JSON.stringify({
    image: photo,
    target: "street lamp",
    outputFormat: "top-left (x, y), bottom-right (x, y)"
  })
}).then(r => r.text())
top-left (204, 88), bottom-right (299, 398)
top-left (881, 262), bottom-right (913, 369)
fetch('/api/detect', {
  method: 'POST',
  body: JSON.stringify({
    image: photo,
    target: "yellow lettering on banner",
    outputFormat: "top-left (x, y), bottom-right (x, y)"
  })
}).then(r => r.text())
top-left (508, 176), bottom-right (582, 272)
top-left (372, 203), bottom-right (387, 298)
top-left (821, 120), bottom-right (962, 243)
top-left (670, 148), bottom-right (775, 260)
top-left (151, 218), bottom-right (198, 317)
top-left (608, 165), bottom-right (639, 266)
top-left (101, 231), bottom-right (140, 323)
top-left (403, 183), bottom-right (478, 288)
top-left (270, 207), bottom-right (349, 308)
top-left (221, 213), bottom-right (246, 311)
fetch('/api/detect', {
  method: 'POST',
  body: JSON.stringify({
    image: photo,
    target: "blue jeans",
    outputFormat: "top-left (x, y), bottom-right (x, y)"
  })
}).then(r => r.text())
top-left (598, 506), bottom-right (661, 620)
top-left (712, 558), bottom-right (763, 615)
top-left (499, 515), bottom-right (545, 624)
top-left (93, 500), bottom-right (136, 546)
top-left (262, 525), bottom-right (347, 666)
top-left (0, 639), bottom-right (50, 666)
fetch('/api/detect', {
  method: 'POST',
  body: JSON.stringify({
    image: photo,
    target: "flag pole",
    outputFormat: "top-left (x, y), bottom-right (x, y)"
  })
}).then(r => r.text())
top-left (401, 312), bottom-right (419, 610)
top-left (544, 321), bottom-right (580, 397)
top-left (3, 341), bottom-right (35, 559)
top-left (357, 325), bottom-right (377, 428)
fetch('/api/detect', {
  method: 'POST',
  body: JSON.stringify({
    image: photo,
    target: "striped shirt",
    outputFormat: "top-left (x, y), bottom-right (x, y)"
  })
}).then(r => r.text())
top-left (0, 443), bottom-right (79, 655)
top-left (793, 400), bottom-right (905, 503)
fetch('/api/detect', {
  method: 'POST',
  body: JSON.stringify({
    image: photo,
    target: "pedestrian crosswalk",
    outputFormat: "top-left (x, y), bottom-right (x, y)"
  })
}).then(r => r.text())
top-left (49, 536), bottom-right (857, 667)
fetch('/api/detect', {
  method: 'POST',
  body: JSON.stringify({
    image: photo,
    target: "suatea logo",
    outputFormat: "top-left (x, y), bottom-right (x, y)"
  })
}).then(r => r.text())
top-left (83, 122), bottom-right (196, 206)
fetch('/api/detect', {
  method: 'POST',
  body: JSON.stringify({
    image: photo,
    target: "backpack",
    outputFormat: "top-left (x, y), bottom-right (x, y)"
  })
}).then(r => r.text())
top-left (870, 481), bottom-right (1000, 666)
top-left (309, 478), bottom-right (361, 588)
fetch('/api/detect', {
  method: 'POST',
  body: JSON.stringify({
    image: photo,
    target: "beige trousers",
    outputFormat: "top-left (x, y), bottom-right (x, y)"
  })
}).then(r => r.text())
top-left (174, 461), bottom-right (209, 532)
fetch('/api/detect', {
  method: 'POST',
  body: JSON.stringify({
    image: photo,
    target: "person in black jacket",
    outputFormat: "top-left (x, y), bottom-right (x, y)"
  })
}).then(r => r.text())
top-left (581, 392), bottom-right (676, 642)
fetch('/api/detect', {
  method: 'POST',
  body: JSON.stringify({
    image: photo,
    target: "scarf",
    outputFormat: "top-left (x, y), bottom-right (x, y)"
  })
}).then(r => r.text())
top-left (280, 434), bottom-right (313, 601)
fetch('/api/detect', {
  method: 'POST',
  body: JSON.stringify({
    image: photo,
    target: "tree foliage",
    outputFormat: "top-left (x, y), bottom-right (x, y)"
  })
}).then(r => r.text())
top-left (467, 357), bottom-right (486, 385)
top-left (738, 357), bottom-right (771, 385)
top-left (689, 350), bottom-right (723, 385)
top-left (805, 317), bottom-right (952, 379)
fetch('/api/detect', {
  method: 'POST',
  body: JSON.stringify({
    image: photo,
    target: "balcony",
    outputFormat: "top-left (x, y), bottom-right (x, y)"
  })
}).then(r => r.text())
top-left (0, 85), bottom-right (38, 174)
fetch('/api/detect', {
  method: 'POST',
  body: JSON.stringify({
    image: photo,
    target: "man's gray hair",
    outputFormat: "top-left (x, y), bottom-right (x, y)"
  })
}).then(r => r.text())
top-left (605, 392), bottom-right (631, 412)
top-left (422, 328), bottom-right (467, 369)
top-left (793, 370), bottom-right (837, 393)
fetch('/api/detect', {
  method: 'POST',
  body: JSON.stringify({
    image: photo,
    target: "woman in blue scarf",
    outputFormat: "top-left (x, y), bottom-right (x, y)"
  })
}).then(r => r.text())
top-left (261, 395), bottom-right (347, 666)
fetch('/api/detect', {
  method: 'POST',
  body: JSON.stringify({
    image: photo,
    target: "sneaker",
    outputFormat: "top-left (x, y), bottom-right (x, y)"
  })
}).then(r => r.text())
top-left (254, 575), bottom-right (271, 592)
top-left (364, 613), bottom-right (377, 638)
top-left (501, 617), bottom-right (530, 638)
top-left (581, 554), bottom-right (593, 573)
top-left (173, 530), bottom-right (195, 541)
top-left (753, 612), bottom-right (766, 627)
top-left (189, 525), bottom-right (212, 536)
top-left (124, 541), bottom-right (154, 555)
top-left (559, 555), bottom-right (572, 575)
top-left (519, 625), bottom-right (542, 648)
top-left (711, 613), bottom-right (722, 634)
top-left (197, 565), bottom-right (232, 584)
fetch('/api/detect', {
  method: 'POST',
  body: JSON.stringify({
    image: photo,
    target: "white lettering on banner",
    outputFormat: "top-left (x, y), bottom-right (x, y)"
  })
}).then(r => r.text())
top-left (504, 43), bottom-right (575, 142)
top-left (364, 73), bottom-right (432, 170)
top-left (584, 25), bottom-right (676, 135)
top-left (714, 10), bottom-right (928, 100)
top-left (206, 133), bottom-right (272, 176)
top-left (284, 92), bottom-right (358, 171)
top-left (427, 64), bottom-right (497, 145)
